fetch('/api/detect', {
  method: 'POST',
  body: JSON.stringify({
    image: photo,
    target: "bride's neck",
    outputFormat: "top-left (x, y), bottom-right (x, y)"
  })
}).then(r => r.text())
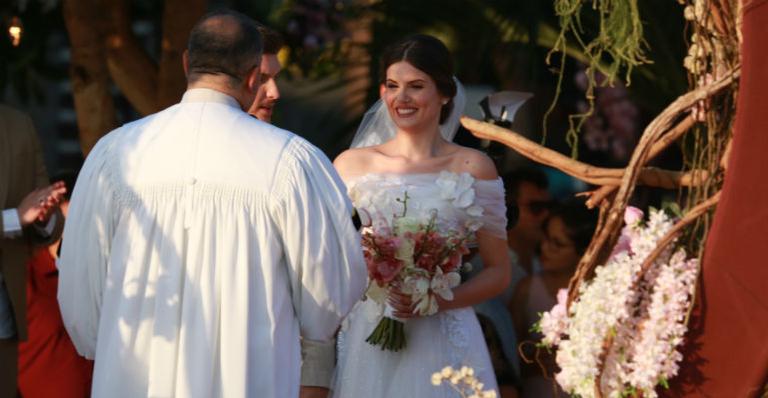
top-left (391, 127), bottom-right (447, 161)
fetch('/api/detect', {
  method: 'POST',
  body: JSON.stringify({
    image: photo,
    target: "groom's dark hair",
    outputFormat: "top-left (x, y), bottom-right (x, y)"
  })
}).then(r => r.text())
top-left (187, 9), bottom-right (263, 85)
top-left (256, 23), bottom-right (284, 55)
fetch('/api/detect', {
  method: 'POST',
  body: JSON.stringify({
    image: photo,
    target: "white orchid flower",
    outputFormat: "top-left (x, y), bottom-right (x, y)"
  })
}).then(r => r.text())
top-left (415, 294), bottom-right (439, 316)
top-left (401, 275), bottom-right (430, 298)
top-left (430, 268), bottom-right (461, 301)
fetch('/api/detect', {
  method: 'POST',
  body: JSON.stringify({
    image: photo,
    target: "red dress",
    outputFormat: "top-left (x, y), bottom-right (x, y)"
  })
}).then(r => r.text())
top-left (665, 1), bottom-right (768, 395)
top-left (17, 248), bottom-right (93, 398)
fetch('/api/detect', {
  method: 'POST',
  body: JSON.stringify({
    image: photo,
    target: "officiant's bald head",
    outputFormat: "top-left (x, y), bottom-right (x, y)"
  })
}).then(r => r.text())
top-left (184, 10), bottom-right (263, 108)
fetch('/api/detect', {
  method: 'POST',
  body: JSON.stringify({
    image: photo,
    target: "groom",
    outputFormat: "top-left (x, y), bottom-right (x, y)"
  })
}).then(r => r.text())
top-left (58, 10), bottom-right (365, 398)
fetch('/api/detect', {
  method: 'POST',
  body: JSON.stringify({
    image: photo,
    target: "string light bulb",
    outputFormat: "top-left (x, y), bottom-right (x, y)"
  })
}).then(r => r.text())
top-left (8, 16), bottom-right (23, 47)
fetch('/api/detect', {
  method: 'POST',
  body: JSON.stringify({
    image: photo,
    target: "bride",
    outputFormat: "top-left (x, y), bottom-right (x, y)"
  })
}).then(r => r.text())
top-left (332, 34), bottom-right (511, 397)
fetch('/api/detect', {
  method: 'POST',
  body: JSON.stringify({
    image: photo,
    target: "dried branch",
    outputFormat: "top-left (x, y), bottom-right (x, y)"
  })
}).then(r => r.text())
top-left (580, 114), bottom-right (698, 208)
top-left (566, 67), bottom-right (738, 305)
top-left (636, 191), bottom-right (721, 281)
top-left (461, 117), bottom-right (706, 188)
top-left (461, 116), bottom-right (620, 181)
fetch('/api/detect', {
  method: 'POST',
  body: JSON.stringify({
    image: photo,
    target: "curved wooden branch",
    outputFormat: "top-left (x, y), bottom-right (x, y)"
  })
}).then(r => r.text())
top-left (462, 67), bottom-right (738, 307)
top-left (565, 67), bottom-right (738, 306)
top-left (578, 185), bottom-right (616, 209)
top-left (461, 116), bottom-right (620, 181)
top-left (636, 191), bottom-right (721, 282)
top-left (647, 114), bottom-right (696, 161)
top-left (461, 116), bottom-right (707, 189)
top-left (579, 114), bottom-right (706, 208)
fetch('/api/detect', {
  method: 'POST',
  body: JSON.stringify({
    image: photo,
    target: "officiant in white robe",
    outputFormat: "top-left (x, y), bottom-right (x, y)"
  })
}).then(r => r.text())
top-left (57, 10), bottom-right (366, 398)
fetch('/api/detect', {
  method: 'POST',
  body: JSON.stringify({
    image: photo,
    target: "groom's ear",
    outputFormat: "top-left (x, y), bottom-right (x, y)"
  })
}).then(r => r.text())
top-left (245, 65), bottom-right (261, 94)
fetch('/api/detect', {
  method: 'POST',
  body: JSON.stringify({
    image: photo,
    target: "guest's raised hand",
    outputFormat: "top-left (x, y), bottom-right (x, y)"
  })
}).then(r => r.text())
top-left (17, 181), bottom-right (67, 226)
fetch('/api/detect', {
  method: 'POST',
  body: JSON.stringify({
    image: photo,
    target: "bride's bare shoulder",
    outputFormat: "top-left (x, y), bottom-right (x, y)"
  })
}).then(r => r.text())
top-left (333, 146), bottom-right (385, 179)
top-left (449, 145), bottom-right (499, 180)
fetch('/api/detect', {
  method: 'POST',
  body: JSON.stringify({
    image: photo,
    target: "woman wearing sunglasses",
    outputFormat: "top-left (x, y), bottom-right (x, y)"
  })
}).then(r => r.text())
top-left (509, 200), bottom-right (598, 398)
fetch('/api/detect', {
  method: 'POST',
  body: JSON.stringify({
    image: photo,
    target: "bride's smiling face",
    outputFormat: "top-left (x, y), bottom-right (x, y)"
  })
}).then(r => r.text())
top-left (381, 61), bottom-right (447, 133)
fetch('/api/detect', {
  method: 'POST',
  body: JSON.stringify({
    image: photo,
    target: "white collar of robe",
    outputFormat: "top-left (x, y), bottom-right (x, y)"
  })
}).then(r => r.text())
top-left (181, 88), bottom-right (241, 109)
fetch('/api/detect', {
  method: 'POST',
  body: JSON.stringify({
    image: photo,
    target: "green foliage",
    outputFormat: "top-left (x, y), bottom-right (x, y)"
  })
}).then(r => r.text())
top-left (544, 0), bottom-right (652, 156)
top-left (530, 313), bottom-right (544, 334)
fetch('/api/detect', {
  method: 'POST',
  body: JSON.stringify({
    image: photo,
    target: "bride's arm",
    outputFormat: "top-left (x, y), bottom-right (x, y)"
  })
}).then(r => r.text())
top-left (440, 231), bottom-right (511, 310)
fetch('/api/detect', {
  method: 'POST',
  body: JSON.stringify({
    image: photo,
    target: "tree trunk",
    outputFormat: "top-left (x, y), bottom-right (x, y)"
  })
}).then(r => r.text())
top-left (341, 4), bottom-right (372, 121)
top-left (63, 0), bottom-right (117, 156)
top-left (103, 0), bottom-right (159, 116)
top-left (156, 0), bottom-right (208, 109)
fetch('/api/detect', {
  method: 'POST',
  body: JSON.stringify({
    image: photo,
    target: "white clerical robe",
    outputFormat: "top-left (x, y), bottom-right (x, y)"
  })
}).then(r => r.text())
top-left (57, 88), bottom-right (366, 398)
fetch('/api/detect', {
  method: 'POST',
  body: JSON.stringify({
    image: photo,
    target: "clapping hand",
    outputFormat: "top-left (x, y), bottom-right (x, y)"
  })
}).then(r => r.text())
top-left (17, 181), bottom-right (67, 226)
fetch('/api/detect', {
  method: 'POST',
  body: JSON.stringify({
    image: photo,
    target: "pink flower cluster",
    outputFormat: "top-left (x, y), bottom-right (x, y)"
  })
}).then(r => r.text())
top-left (360, 212), bottom-right (469, 313)
top-left (362, 233), bottom-right (405, 284)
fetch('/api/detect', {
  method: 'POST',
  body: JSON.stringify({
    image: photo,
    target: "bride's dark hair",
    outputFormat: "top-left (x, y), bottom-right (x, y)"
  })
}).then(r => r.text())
top-left (380, 34), bottom-right (457, 124)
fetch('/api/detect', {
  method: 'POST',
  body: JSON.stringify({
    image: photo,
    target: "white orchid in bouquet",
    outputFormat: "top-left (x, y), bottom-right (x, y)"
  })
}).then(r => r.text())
top-left (535, 206), bottom-right (699, 398)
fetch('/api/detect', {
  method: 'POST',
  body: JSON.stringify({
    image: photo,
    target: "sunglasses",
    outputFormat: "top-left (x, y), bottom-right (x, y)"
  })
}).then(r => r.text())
top-left (519, 200), bottom-right (553, 215)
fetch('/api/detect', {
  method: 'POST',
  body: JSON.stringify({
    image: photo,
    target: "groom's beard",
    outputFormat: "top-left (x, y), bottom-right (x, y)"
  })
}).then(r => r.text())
top-left (252, 99), bottom-right (277, 123)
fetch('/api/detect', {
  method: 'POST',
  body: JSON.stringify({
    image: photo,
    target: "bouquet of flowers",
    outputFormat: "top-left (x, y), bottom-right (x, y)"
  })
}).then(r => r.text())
top-left (535, 207), bottom-right (698, 398)
top-left (360, 192), bottom-right (471, 351)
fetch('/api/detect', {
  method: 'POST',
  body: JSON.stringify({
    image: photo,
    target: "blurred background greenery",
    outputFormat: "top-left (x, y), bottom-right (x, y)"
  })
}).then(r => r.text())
top-left (1, 0), bottom-right (689, 199)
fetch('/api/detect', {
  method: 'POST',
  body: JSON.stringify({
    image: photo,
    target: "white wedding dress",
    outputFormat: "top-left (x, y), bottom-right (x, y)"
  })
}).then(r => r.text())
top-left (332, 171), bottom-right (507, 398)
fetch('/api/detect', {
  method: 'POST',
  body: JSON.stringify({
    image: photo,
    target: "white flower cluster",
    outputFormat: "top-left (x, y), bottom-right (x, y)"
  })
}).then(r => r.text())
top-left (538, 207), bottom-right (698, 397)
top-left (624, 250), bottom-right (698, 396)
top-left (431, 366), bottom-right (497, 398)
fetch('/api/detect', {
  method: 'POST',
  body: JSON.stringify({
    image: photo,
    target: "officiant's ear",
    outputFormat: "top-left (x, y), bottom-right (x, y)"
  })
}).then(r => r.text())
top-left (182, 50), bottom-right (190, 77)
